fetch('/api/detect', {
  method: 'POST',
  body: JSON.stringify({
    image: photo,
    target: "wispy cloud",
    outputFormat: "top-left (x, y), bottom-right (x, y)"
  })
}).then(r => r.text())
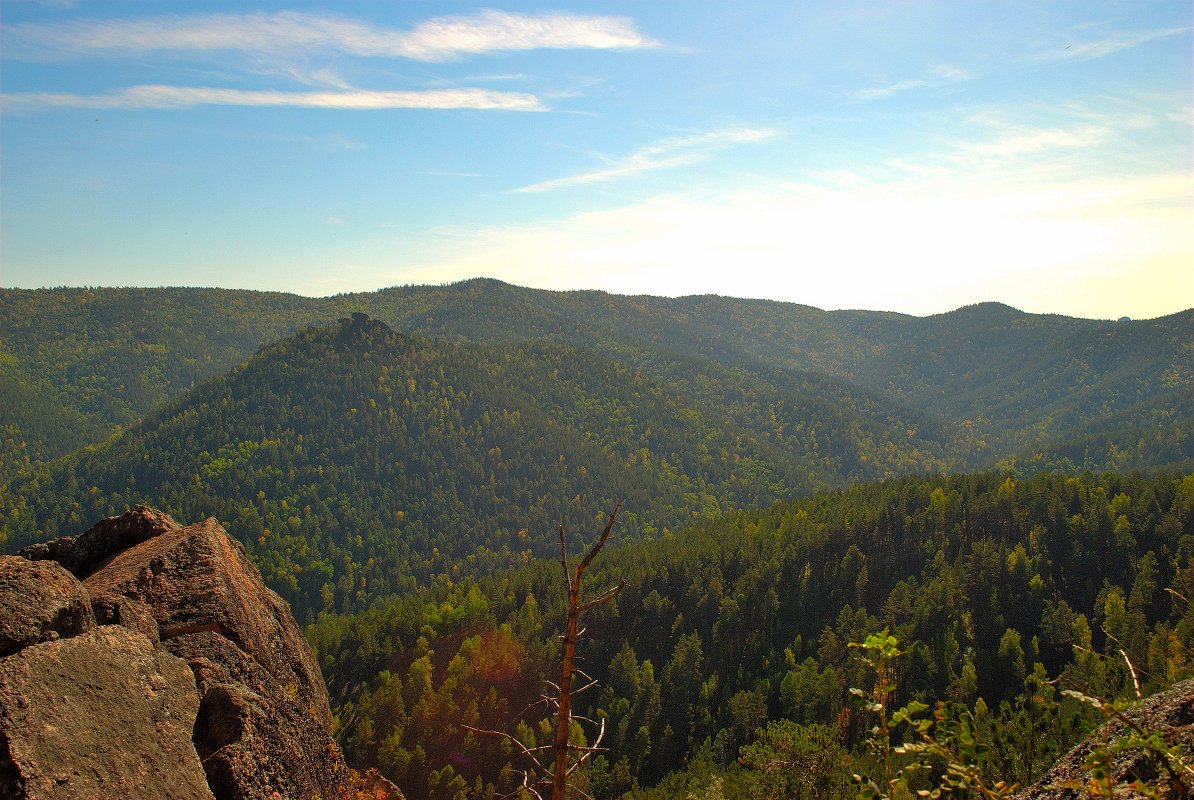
top-left (1030, 26), bottom-right (1190, 62)
top-left (960, 125), bottom-right (1111, 159)
top-left (514, 128), bottom-right (778, 193)
top-left (386, 89), bottom-right (1191, 318)
top-left (852, 66), bottom-right (970, 100)
top-left (440, 73), bottom-right (528, 84)
top-left (5, 10), bottom-right (658, 62)
top-left (388, 10), bottom-right (658, 61)
top-left (3, 85), bottom-right (547, 112)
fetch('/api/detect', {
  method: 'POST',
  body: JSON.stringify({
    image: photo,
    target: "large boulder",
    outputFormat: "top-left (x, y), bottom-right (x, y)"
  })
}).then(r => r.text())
top-left (0, 625), bottom-right (213, 800)
top-left (2, 505), bottom-right (402, 800)
top-left (83, 515), bottom-right (349, 800)
top-left (0, 557), bottom-right (94, 657)
top-left (18, 504), bottom-right (180, 580)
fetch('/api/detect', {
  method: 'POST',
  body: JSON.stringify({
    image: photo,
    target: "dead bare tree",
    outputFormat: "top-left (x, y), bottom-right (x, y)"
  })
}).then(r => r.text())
top-left (467, 500), bottom-right (625, 800)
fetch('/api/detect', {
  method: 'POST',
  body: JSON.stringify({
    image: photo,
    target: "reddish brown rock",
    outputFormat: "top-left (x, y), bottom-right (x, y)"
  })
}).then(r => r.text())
top-left (84, 515), bottom-right (348, 800)
top-left (340, 768), bottom-right (407, 799)
top-left (0, 625), bottom-right (213, 800)
top-left (89, 590), bottom-right (161, 642)
top-left (0, 556), bottom-right (94, 657)
top-left (18, 504), bottom-right (180, 580)
top-left (5, 506), bottom-right (402, 800)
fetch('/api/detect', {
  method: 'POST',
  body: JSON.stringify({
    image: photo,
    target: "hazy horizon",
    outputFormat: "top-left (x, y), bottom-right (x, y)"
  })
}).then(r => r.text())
top-left (4, 277), bottom-right (1191, 322)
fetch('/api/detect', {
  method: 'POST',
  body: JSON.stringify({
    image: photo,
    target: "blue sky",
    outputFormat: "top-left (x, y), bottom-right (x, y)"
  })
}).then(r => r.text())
top-left (2, 1), bottom-right (1190, 318)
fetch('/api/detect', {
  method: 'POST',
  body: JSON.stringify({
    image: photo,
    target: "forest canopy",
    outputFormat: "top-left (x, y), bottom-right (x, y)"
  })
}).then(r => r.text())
top-left (309, 469), bottom-right (1194, 800)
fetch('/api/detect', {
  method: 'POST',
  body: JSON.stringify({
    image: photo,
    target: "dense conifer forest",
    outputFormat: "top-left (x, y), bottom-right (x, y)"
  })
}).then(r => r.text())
top-left (308, 470), bottom-right (1194, 800)
top-left (0, 314), bottom-right (948, 615)
top-left (2, 282), bottom-right (1189, 480)
top-left (1, 283), bottom-right (1192, 799)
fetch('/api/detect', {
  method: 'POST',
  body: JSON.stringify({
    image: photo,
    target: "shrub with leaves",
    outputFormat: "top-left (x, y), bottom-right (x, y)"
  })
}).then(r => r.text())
top-left (850, 630), bottom-right (1015, 800)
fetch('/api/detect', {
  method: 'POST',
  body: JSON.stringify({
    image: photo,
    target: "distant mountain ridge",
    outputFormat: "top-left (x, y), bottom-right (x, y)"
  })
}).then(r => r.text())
top-left (0, 314), bottom-right (950, 616)
top-left (1, 281), bottom-right (1189, 479)
top-left (2, 282), bottom-right (1190, 615)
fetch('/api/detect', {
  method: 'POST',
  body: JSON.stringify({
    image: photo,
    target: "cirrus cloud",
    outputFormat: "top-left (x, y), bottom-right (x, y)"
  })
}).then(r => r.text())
top-left (515, 127), bottom-right (779, 193)
top-left (852, 65), bottom-right (971, 100)
top-left (4, 9), bottom-right (659, 63)
top-left (1029, 26), bottom-right (1191, 62)
top-left (3, 85), bottom-right (547, 112)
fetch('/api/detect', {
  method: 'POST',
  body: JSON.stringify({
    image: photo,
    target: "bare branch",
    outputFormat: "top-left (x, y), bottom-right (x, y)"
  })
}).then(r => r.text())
top-left (559, 524), bottom-right (573, 590)
top-left (577, 500), bottom-right (622, 574)
top-left (569, 785), bottom-right (596, 800)
top-left (462, 725), bottom-right (552, 775)
top-left (1118, 648), bottom-right (1143, 700)
top-left (521, 771), bottom-right (545, 800)
top-left (518, 696), bottom-right (551, 720)
top-left (467, 503), bottom-right (624, 800)
top-left (580, 581), bottom-right (625, 612)
top-left (567, 744), bottom-right (608, 774)
top-left (570, 679), bottom-right (600, 697)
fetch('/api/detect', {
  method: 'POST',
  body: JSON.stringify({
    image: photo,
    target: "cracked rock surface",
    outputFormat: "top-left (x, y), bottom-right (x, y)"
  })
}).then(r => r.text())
top-left (1, 506), bottom-right (403, 800)
top-left (0, 557), bottom-right (94, 657)
top-left (1014, 680), bottom-right (1194, 800)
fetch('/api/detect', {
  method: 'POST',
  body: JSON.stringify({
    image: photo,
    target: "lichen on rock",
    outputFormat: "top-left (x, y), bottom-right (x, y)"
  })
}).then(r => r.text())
top-left (0, 625), bottom-right (213, 800)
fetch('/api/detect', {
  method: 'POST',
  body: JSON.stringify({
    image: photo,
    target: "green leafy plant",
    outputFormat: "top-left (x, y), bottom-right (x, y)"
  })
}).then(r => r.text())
top-left (849, 630), bottom-right (905, 800)
top-left (895, 702), bottom-right (1014, 800)
top-left (850, 630), bottom-right (1014, 800)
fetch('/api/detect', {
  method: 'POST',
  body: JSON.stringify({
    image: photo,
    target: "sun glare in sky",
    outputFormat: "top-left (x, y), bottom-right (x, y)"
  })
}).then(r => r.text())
top-left (1, 1), bottom-right (1190, 318)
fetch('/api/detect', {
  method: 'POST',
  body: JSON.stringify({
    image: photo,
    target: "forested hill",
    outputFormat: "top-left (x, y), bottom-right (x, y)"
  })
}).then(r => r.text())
top-left (306, 469), bottom-right (1194, 800)
top-left (1, 284), bottom-right (1190, 798)
top-left (2, 282), bottom-right (1190, 479)
top-left (0, 313), bottom-right (946, 616)
top-left (0, 287), bottom-right (333, 476)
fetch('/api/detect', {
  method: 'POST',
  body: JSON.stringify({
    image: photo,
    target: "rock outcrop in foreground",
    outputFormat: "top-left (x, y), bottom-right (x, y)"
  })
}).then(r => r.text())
top-left (2, 504), bottom-right (402, 800)
top-left (1015, 679), bottom-right (1194, 800)
top-left (1, 623), bottom-right (212, 800)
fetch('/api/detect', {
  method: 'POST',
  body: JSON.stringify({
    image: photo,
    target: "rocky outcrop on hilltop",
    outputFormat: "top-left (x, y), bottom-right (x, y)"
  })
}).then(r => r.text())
top-left (84, 514), bottom-right (344, 799)
top-left (18, 503), bottom-right (180, 579)
top-left (2, 505), bottom-right (403, 800)
top-left (1014, 680), bottom-right (1194, 800)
